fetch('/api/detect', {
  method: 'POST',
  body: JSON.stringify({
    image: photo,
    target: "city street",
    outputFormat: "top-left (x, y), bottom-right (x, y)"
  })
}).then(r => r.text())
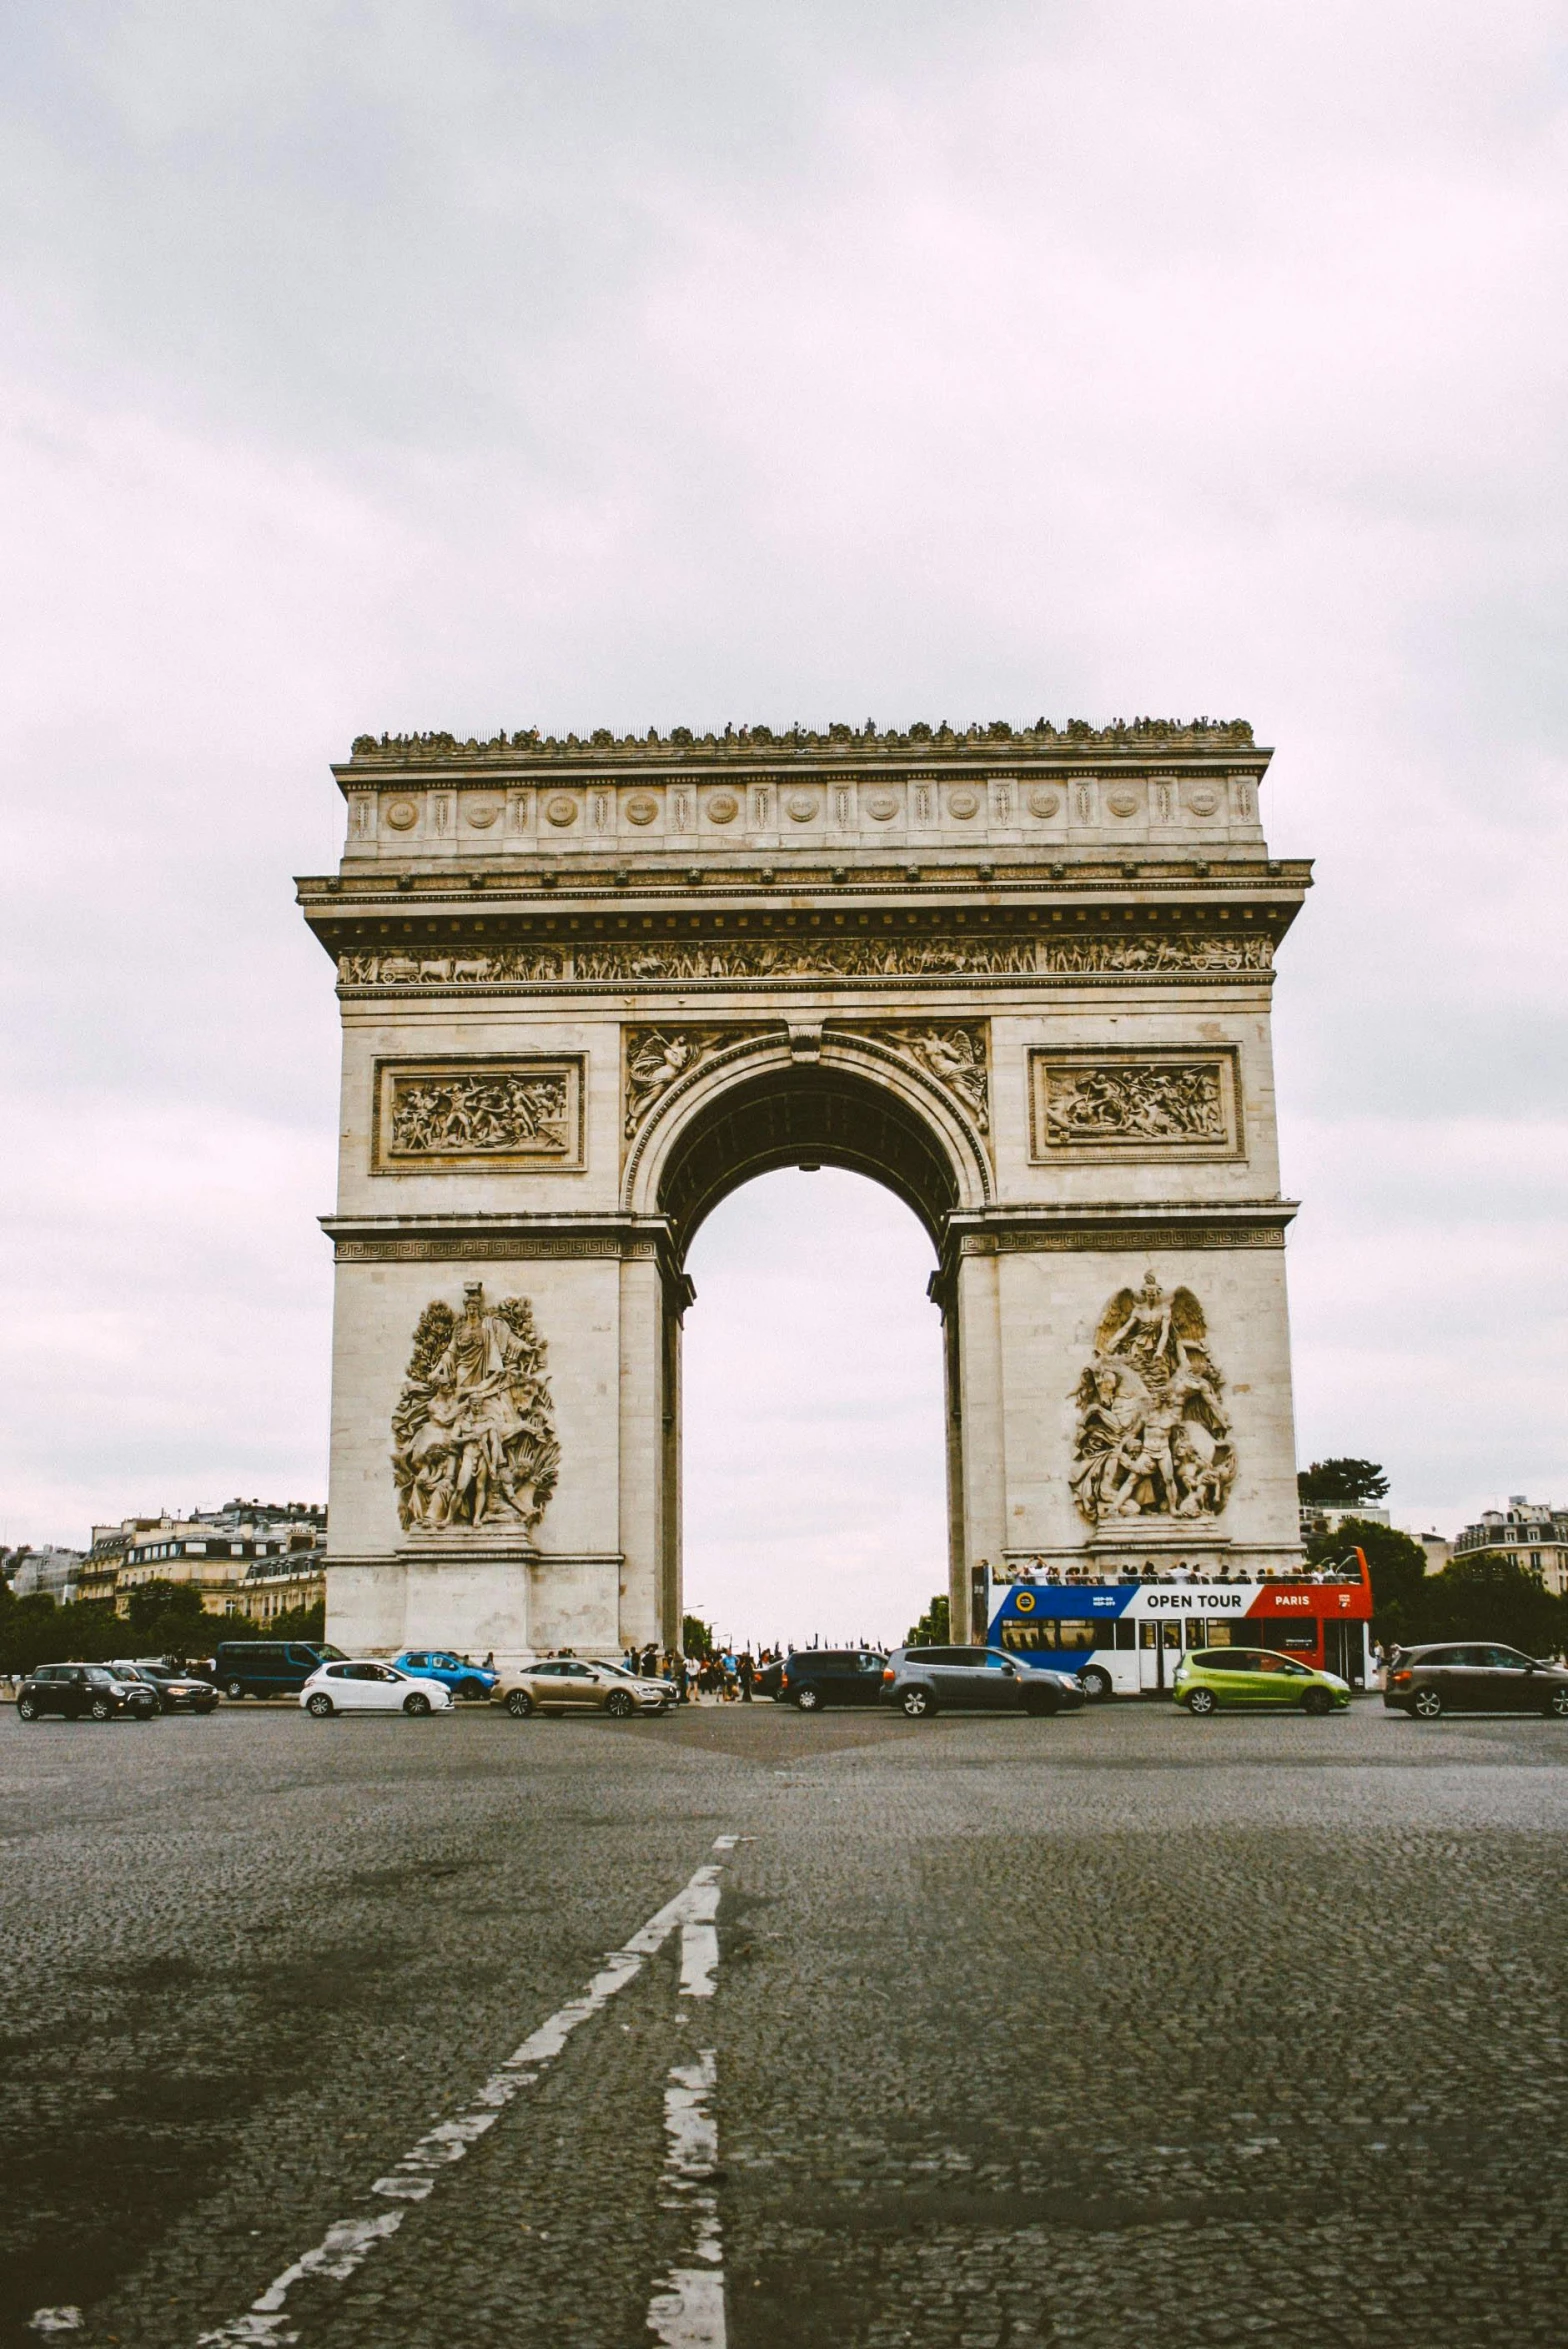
top-left (4, 1699), bottom-right (1567, 2349)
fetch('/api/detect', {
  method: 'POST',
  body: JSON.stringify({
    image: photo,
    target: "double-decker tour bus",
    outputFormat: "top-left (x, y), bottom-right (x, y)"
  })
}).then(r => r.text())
top-left (985, 1552), bottom-right (1373, 1701)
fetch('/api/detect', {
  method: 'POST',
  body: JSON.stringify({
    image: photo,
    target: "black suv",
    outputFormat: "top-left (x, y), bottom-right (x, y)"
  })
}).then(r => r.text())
top-left (211, 1641), bottom-right (343, 1700)
top-left (1385, 1643), bottom-right (1568, 1720)
top-left (775, 1650), bottom-right (888, 1711)
top-left (17, 1665), bottom-right (159, 1723)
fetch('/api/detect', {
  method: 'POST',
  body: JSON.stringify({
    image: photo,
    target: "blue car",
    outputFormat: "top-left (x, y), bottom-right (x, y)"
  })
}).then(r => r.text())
top-left (391, 1650), bottom-right (497, 1701)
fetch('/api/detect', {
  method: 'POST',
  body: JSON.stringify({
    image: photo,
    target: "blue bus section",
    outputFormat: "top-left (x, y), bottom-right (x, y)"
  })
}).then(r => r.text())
top-left (986, 1561), bottom-right (1372, 1699)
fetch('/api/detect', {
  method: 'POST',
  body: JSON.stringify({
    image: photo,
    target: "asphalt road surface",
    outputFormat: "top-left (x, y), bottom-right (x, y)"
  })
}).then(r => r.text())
top-left (4, 1695), bottom-right (1568, 2348)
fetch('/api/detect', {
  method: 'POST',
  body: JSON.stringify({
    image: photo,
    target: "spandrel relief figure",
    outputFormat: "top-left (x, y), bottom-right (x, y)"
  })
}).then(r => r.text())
top-left (392, 1283), bottom-right (560, 1535)
top-left (1070, 1273), bottom-right (1236, 1525)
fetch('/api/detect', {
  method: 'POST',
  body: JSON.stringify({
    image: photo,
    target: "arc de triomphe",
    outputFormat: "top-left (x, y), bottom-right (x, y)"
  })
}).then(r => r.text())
top-left (298, 718), bottom-right (1309, 1661)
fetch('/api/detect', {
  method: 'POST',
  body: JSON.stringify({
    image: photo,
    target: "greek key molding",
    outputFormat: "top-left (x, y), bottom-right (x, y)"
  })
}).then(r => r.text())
top-left (980, 1225), bottom-right (1285, 1252)
top-left (333, 1235), bottom-right (645, 1263)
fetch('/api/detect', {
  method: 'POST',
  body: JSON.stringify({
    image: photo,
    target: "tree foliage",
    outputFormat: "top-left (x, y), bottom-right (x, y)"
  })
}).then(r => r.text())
top-left (1305, 1521), bottom-right (1568, 1656)
top-left (1298, 1458), bottom-right (1390, 1505)
top-left (681, 1612), bottom-right (714, 1659)
top-left (904, 1593), bottom-right (950, 1647)
top-left (1306, 1518), bottom-right (1427, 1643)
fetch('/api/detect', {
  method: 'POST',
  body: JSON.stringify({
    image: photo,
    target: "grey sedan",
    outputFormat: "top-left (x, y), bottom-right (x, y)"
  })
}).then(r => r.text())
top-left (880, 1645), bottom-right (1086, 1720)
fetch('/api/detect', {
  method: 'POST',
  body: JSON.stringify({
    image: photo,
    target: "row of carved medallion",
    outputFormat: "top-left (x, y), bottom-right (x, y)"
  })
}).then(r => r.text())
top-left (389, 1270), bottom-right (1236, 1539)
top-left (370, 1035), bottom-right (1239, 1169)
top-left (338, 930), bottom-right (1273, 989)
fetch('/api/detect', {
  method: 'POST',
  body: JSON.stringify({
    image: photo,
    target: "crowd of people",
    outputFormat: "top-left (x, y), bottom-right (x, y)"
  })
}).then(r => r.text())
top-left (620, 1643), bottom-right (785, 1702)
top-left (1008, 1558), bottom-right (1364, 1587)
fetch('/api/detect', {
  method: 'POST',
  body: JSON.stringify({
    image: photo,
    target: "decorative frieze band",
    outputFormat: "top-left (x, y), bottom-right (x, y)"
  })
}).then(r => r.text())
top-left (337, 931), bottom-right (1274, 992)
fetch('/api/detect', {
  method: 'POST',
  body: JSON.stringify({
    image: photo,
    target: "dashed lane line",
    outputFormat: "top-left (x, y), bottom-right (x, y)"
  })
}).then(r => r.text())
top-left (646, 2050), bottom-right (726, 2348)
top-left (192, 1836), bottom-right (738, 2347)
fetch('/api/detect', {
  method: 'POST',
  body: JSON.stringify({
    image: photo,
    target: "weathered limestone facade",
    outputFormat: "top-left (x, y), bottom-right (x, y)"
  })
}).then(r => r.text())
top-left (299, 718), bottom-right (1310, 1660)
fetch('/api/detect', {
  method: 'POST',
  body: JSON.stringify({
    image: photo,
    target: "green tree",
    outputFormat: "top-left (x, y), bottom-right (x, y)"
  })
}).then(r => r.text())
top-left (1422, 1554), bottom-right (1567, 1658)
top-left (904, 1592), bottom-right (950, 1647)
top-left (123, 1578), bottom-right (214, 1658)
top-left (0, 1590), bottom-right (120, 1674)
top-left (267, 1600), bottom-right (326, 1644)
top-left (681, 1613), bottom-right (714, 1659)
top-left (1305, 1517), bottom-right (1428, 1645)
top-left (1298, 1458), bottom-right (1390, 1505)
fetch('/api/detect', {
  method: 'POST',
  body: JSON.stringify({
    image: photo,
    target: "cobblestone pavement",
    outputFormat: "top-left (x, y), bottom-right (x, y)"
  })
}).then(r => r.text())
top-left (4, 1697), bottom-right (1568, 2347)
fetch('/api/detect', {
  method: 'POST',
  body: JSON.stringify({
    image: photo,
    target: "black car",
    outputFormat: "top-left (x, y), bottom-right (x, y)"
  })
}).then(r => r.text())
top-left (1385, 1642), bottom-right (1568, 1720)
top-left (210, 1640), bottom-right (344, 1700)
top-left (16, 1665), bottom-right (159, 1723)
top-left (110, 1662), bottom-right (220, 1715)
top-left (775, 1650), bottom-right (888, 1711)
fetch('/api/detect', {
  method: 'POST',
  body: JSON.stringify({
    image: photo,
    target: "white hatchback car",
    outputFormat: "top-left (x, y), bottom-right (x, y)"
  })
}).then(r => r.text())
top-left (300, 1660), bottom-right (454, 1718)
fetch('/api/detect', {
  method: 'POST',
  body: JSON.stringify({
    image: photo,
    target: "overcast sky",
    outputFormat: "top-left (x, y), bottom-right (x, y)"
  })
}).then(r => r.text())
top-left (2, 2), bottom-right (1564, 1641)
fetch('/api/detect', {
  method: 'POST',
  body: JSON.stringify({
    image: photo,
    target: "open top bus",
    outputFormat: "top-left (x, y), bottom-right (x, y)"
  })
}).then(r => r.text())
top-left (984, 1552), bottom-right (1372, 1701)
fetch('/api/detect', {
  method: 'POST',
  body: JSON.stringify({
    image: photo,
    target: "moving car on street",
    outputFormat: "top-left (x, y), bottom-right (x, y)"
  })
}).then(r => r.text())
top-left (109, 1662), bottom-right (220, 1715)
top-left (211, 1640), bottom-right (345, 1700)
top-left (1383, 1643), bottom-right (1568, 1720)
top-left (16, 1664), bottom-right (160, 1723)
top-left (299, 1661), bottom-right (454, 1717)
top-left (776, 1650), bottom-right (888, 1711)
top-left (495, 1657), bottom-right (674, 1718)
top-left (1174, 1646), bottom-right (1349, 1716)
top-left (391, 1649), bottom-right (498, 1701)
top-left (879, 1646), bottom-right (1085, 1719)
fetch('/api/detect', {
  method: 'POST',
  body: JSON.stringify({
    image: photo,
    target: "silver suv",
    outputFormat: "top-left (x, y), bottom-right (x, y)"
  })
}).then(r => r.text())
top-left (880, 1645), bottom-right (1086, 1720)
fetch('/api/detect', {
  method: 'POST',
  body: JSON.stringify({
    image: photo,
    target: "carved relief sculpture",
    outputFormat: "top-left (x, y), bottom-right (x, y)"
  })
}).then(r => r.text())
top-left (1043, 1062), bottom-right (1226, 1146)
top-left (388, 1069), bottom-right (572, 1157)
top-left (1070, 1274), bottom-right (1236, 1525)
top-left (847, 1024), bottom-right (990, 1132)
top-left (392, 1283), bottom-right (560, 1535)
top-left (624, 1028), bottom-right (741, 1139)
top-left (340, 934), bottom-right (1272, 989)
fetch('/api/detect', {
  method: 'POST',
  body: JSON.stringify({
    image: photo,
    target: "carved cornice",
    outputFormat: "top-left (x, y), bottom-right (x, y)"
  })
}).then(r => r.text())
top-left (340, 716), bottom-right (1264, 773)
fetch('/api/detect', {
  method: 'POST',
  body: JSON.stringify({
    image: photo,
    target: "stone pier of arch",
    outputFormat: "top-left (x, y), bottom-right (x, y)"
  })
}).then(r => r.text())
top-left (299, 719), bottom-right (1310, 1663)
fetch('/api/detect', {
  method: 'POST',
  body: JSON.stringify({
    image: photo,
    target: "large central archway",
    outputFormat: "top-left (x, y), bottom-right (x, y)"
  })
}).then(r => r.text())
top-left (627, 1035), bottom-right (987, 1640)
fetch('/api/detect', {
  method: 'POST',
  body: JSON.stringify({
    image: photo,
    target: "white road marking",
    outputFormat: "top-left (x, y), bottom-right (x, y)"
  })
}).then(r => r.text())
top-left (646, 2050), bottom-right (727, 2348)
top-left (27, 2313), bottom-right (83, 2336)
top-left (196, 1838), bottom-right (736, 2346)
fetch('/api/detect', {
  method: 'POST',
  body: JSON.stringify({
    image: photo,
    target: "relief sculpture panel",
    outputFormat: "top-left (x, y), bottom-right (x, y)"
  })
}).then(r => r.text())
top-left (1031, 1050), bottom-right (1239, 1161)
top-left (392, 1283), bottom-right (560, 1536)
top-left (374, 1058), bottom-right (583, 1173)
top-left (1071, 1275), bottom-right (1236, 1526)
top-left (839, 1023), bottom-right (990, 1133)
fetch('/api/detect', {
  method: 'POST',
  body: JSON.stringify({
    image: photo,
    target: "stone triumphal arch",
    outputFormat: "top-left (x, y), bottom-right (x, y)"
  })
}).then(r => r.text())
top-left (299, 719), bottom-right (1310, 1662)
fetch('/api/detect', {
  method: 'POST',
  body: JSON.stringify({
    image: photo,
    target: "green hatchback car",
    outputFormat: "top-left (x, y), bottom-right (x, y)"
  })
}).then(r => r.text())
top-left (1174, 1646), bottom-right (1350, 1717)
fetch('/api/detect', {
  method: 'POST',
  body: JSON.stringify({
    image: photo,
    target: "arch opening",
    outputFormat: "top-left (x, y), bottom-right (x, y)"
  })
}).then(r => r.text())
top-left (654, 1059), bottom-right (965, 1264)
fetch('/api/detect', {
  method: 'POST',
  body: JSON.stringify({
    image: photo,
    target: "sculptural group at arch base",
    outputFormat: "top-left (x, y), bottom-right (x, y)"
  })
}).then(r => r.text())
top-left (301, 715), bottom-right (1311, 1667)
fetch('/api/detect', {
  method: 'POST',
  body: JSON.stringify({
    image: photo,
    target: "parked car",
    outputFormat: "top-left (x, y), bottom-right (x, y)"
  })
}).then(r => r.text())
top-left (753, 1657), bottom-right (786, 1701)
top-left (16, 1664), bottom-right (159, 1723)
top-left (211, 1640), bottom-right (344, 1700)
top-left (1383, 1643), bottom-right (1568, 1720)
top-left (879, 1646), bottom-right (1085, 1719)
top-left (775, 1650), bottom-right (889, 1711)
top-left (391, 1650), bottom-right (497, 1701)
top-left (109, 1662), bottom-right (219, 1715)
top-left (1174, 1646), bottom-right (1349, 1716)
top-left (299, 1661), bottom-right (454, 1717)
top-left (495, 1657), bottom-right (674, 1718)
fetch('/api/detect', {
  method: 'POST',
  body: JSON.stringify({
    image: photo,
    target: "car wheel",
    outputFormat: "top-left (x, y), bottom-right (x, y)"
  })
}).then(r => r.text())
top-left (505, 1689), bottom-right (534, 1718)
top-left (1412, 1687), bottom-right (1444, 1720)
top-left (1078, 1667), bottom-right (1113, 1702)
top-left (1545, 1688), bottom-right (1568, 1720)
top-left (794, 1685), bottom-right (823, 1713)
top-left (1186, 1687), bottom-right (1217, 1717)
top-left (306, 1692), bottom-right (334, 1717)
top-left (605, 1689), bottom-right (635, 1719)
top-left (16, 1697), bottom-right (39, 1722)
top-left (89, 1697), bottom-right (114, 1722)
top-left (225, 1680), bottom-right (246, 1701)
top-left (403, 1692), bottom-right (432, 1716)
top-left (1301, 1688), bottom-right (1333, 1718)
top-left (899, 1686), bottom-right (934, 1719)
top-left (457, 1679), bottom-right (487, 1702)
top-left (1022, 1694), bottom-right (1059, 1719)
